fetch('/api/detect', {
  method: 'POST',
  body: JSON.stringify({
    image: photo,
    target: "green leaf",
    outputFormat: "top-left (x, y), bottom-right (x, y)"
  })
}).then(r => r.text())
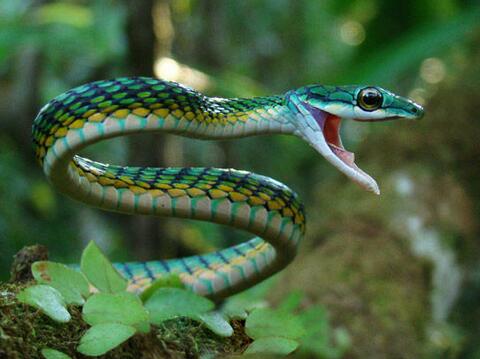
top-left (221, 292), bottom-right (269, 320)
top-left (77, 323), bottom-right (136, 356)
top-left (80, 241), bottom-right (127, 293)
top-left (297, 306), bottom-right (330, 354)
top-left (220, 279), bottom-right (276, 320)
top-left (82, 292), bottom-right (148, 327)
top-left (144, 287), bottom-right (214, 324)
top-left (41, 348), bottom-right (72, 359)
top-left (32, 261), bottom-right (90, 305)
top-left (297, 306), bottom-right (351, 358)
top-left (245, 308), bottom-right (306, 340)
top-left (136, 321), bottom-right (151, 334)
top-left (196, 311), bottom-right (233, 337)
top-left (277, 290), bottom-right (304, 312)
top-left (244, 337), bottom-right (299, 356)
top-left (17, 285), bottom-right (71, 323)
top-left (221, 305), bottom-right (248, 320)
top-left (140, 274), bottom-right (184, 302)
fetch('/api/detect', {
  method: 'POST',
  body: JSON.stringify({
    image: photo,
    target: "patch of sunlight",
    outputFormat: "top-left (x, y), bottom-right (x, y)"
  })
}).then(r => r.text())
top-left (339, 20), bottom-right (366, 46)
top-left (154, 57), bottom-right (211, 91)
top-left (420, 58), bottom-right (447, 84)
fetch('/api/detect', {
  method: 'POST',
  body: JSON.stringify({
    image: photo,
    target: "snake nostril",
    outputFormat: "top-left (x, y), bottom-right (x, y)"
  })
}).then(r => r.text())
top-left (410, 104), bottom-right (424, 118)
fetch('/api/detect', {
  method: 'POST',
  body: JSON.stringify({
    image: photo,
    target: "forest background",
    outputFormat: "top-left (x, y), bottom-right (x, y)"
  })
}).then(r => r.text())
top-left (1, 1), bottom-right (479, 357)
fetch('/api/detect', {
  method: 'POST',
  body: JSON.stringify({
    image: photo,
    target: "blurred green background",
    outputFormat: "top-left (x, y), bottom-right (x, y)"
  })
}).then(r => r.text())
top-left (1, 0), bottom-right (479, 358)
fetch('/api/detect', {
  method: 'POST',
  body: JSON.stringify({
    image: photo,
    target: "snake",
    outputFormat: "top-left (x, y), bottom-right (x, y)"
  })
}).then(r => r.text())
top-left (32, 77), bottom-right (423, 299)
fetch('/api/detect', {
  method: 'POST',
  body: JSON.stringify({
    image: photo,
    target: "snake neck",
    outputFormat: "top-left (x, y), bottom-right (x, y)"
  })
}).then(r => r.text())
top-left (199, 95), bottom-right (296, 137)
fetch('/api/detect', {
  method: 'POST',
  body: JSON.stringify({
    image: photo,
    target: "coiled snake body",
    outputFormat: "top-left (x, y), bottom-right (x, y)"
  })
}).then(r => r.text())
top-left (32, 77), bottom-right (423, 299)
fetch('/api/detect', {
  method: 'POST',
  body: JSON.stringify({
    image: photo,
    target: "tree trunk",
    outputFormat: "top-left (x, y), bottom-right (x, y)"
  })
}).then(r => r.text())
top-left (125, 0), bottom-right (178, 260)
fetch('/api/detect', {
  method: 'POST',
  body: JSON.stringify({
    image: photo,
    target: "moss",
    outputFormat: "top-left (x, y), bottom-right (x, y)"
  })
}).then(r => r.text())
top-left (0, 281), bottom-right (89, 358)
top-left (0, 280), bottom-right (250, 358)
top-left (0, 246), bottom-right (251, 359)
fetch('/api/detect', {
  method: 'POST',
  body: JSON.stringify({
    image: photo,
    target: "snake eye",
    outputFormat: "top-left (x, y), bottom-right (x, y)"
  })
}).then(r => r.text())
top-left (357, 87), bottom-right (383, 111)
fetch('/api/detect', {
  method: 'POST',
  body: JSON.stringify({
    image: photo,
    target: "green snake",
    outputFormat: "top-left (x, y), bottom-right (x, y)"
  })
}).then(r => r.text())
top-left (32, 77), bottom-right (423, 299)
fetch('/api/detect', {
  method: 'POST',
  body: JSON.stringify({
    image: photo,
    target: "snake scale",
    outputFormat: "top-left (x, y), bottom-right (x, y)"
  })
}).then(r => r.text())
top-left (32, 77), bottom-right (423, 299)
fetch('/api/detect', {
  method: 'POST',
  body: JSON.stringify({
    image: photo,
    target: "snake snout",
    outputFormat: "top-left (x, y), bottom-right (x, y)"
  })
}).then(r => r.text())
top-left (408, 102), bottom-right (424, 119)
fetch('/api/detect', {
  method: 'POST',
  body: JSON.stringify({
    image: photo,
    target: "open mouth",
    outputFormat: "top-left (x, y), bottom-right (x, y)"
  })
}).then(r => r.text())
top-left (313, 109), bottom-right (363, 175)
top-left (323, 115), bottom-right (356, 168)
top-left (299, 103), bottom-right (380, 194)
top-left (290, 90), bottom-right (422, 195)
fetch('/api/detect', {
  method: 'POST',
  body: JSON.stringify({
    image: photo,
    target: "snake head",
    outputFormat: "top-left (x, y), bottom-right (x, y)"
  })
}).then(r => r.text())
top-left (286, 85), bottom-right (424, 194)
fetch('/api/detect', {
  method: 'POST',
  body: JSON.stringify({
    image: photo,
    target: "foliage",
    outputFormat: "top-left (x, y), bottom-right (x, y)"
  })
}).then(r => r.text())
top-left (2, 0), bottom-right (480, 357)
top-left (244, 308), bottom-right (303, 355)
top-left (139, 274), bottom-right (185, 302)
top-left (245, 307), bottom-right (305, 341)
top-left (145, 287), bottom-right (215, 324)
top-left (197, 311), bottom-right (234, 337)
top-left (245, 337), bottom-right (299, 356)
top-left (32, 261), bottom-right (90, 305)
top-left (80, 241), bottom-right (127, 294)
top-left (241, 291), bottom-right (350, 358)
top-left (15, 241), bottom-right (349, 357)
top-left (41, 348), bottom-right (72, 359)
top-left (17, 284), bottom-right (70, 323)
top-left (298, 306), bottom-right (351, 358)
top-left (76, 323), bottom-right (136, 357)
top-left (82, 292), bottom-right (148, 328)
top-left (1, 281), bottom-right (249, 358)
top-left (16, 241), bottom-right (232, 356)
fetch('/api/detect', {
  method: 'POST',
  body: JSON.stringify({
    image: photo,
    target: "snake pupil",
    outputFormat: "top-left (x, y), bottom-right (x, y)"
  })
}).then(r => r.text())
top-left (358, 87), bottom-right (382, 111)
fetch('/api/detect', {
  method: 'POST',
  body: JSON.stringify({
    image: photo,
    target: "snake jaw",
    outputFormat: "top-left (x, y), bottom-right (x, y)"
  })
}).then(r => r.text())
top-left (286, 85), bottom-right (424, 195)
top-left (291, 101), bottom-right (380, 195)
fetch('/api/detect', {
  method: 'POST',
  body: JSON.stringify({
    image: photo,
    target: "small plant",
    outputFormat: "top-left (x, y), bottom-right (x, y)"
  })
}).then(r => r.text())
top-left (231, 290), bottom-right (351, 357)
top-left (16, 241), bottom-right (350, 358)
top-left (17, 241), bottom-right (232, 358)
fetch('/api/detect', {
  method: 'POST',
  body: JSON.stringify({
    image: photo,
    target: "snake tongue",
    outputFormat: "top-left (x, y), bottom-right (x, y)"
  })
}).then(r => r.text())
top-left (329, 143), bottom-right (355, 167)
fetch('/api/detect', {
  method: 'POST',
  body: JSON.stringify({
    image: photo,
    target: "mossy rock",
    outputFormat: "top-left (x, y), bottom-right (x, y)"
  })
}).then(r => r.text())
top-left (0, 281), bottom-right (250, 358)
top-left (0, 245), bottom-right (251, 359)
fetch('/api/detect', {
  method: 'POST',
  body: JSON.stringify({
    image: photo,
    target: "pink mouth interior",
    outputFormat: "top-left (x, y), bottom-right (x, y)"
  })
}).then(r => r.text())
top-left (300, 101), bottom-right (359, 171)
top-left (323, 115), bottom-right (356, 168)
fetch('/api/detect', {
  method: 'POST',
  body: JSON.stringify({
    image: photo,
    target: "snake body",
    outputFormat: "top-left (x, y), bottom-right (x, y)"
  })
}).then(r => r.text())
top-left (32, 77), bottom-right (423, 298)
